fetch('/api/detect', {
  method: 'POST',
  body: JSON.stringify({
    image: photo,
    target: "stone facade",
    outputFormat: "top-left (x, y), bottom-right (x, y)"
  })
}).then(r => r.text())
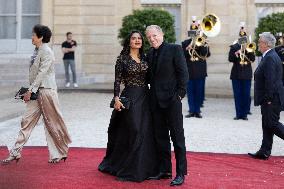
top-left (41, 0), bottom-right (140, 83)
top-left (1, 0), bottom-right (283, 90)
top-left (39, 0), bottom-right (283, 84)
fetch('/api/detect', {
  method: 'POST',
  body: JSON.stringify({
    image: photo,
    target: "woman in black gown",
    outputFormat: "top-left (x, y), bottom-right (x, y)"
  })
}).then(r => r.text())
top-left (98, 31), bottom-right (159, 182)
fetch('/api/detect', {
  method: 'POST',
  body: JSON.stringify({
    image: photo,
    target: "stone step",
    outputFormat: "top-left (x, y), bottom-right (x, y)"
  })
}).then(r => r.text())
top-left (0, 73), bottom-right (113, 87)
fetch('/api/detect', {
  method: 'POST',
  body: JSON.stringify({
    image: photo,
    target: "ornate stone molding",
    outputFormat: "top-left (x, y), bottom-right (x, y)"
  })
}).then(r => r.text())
top-left (142, 4), bottom-right (180, 7)
top-left (256, 3), bottom-right (284, 7)
top-left (141, 0), bottom-right (181, 4)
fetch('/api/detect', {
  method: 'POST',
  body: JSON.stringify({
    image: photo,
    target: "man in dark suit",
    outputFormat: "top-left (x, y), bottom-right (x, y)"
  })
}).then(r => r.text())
top-left (182, 29), bottom-right (210, 118)
top-left (228, 27), bottom-right (255, 120)
top-left (248, 32), bottom-right (284, 160)
top-left (145, 25), bottom-right (189, 186)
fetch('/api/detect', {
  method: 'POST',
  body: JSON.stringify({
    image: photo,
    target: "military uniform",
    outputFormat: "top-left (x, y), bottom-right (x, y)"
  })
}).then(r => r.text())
top-left (228, 42), bottom-right (255, 120)
top-left (275, 44), bottom-right (284, 84)
top-left (182, 38), bottom-right (210, 118)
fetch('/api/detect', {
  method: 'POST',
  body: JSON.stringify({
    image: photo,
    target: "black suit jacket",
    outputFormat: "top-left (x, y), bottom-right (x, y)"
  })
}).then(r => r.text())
top-left (181, 39), bottom-right (210, 79)
top-left (254, 49), bottom-right (284, 108)
top-left (228, 43), bottom-right (255, 80)
top-left (147, 42), bottom-right (189, 108)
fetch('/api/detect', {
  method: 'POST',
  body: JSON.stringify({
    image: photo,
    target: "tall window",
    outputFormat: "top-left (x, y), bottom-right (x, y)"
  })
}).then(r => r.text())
top-left (0, 0), bottom-right (17, 39)
top-left (22, 0), bottom-right (40, 39)
top-left (141, 3), bottom-right (181, 44)
top-left (0, 0), bottom-right (41, 53)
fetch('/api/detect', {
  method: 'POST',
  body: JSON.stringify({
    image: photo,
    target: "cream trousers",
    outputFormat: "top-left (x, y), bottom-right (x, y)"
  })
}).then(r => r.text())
top-left (9, 89), bottom-right (72, 160)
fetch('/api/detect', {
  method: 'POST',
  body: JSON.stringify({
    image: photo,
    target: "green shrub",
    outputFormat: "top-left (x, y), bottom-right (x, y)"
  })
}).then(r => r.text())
top-left (254, 12), bottom-right (284, 55)
top-left (118, 8), bottom-right (176, 51)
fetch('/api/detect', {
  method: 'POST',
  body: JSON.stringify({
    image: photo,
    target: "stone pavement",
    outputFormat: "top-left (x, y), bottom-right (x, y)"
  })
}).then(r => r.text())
top-left (0, 84), bottom-right (113, 122)
top-left (0, 87), bottom-right (284, 156)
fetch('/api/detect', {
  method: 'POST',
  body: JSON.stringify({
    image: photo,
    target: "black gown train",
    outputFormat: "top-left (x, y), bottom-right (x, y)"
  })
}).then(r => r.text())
top-left (98, 55), bottom-right (159, 182)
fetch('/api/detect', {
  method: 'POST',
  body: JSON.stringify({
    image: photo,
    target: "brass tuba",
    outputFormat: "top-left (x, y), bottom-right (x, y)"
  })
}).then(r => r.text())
top-left (188, 13), bottom-right (221, 61)
top-left (201, 13), bottom-right (221, 37)
top-left (239, 35), bottom-right (256, 65)
top-left (246, 42), bottom-right (256, 53)
top-left (195, 36), bottom-right (206, 46)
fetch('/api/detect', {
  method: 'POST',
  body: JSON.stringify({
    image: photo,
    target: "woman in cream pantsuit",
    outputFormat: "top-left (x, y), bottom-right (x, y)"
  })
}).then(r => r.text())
top-left (2, 24), bottom-right (71, 164)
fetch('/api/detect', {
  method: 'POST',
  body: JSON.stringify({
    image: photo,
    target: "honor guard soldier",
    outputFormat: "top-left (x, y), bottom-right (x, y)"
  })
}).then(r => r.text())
top-left (190, 16), bottom-right (198, 30)
top-left (197, 20), bottom-right (207, 108)
top-left (228, 22), bottom-right (256, 120)
top-left (182, 16), bottom-right (210, 118)
top-left (275, 33), bottom-right (284, 85)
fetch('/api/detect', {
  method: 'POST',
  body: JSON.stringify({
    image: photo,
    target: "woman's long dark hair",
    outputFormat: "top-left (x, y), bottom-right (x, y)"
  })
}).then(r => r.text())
top-left (120, 30), bottom-right (145, 59)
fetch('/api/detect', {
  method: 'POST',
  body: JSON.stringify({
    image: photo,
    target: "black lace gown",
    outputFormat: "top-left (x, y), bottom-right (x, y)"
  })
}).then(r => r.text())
top-left (98, 55), bottom-right (159, 182)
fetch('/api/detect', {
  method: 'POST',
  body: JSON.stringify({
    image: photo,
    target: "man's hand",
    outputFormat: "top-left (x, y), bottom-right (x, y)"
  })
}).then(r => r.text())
top-left (62, 48), bottom-right (69, 54)
top-left (235, 50), bottom-right (241, 57)
top-left (186, 44), bottom-right (193, 51)
top-left (23, 91), bottom-right (32, 103)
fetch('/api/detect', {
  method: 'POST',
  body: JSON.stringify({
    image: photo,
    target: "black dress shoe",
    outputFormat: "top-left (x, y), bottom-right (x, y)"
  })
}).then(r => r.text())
top-left (170, 175), bottom-right (184, 186)
top-left (248, 152), bottom-right (269, 160)
top-left (185, 113), bottom-right (195, 118)
top-left (195, 113), bottom-right (202, 118)
top-left (233, 117), bottom-right (239, 120)
top-left (148, 172), bottom-right (172, 180)
top-left (116, 177), bottom-right (128, 182)
top-left (241, 117), bottom-right (248, 120)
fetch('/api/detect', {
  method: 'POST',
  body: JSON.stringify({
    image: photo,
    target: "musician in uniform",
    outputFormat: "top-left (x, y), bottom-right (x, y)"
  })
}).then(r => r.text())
top-left (198, 20), bottom-right (207, 108)
top-left (182, 16), bottom-right (210, 118)
top-left (228, 22), bottom-right (255, 120)
top-left (275, 33), bottom-right (284, 85)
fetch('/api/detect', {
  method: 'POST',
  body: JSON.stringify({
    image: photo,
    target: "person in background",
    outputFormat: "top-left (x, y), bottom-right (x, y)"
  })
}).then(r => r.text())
top-left (182, 17), bottom-right (210, 118)
top-left (228, 22), bottom-right (255, 120)
top-left (275, 33), bottom-right (284, 85)
top-left (62, 32), bottom-right (78, 88)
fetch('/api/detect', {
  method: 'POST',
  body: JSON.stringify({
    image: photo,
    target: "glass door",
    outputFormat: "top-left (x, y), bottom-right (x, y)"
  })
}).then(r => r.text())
top-left (0, 0), bottom-right (40, 53)
top-left (0, 0), bottom-right (17, 53)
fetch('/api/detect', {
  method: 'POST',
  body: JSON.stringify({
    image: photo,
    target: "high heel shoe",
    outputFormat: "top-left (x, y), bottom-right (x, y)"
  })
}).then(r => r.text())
top-left (48, 157), bottom-right (67, 164)
top-left (48, 158), bottom-right (60, 163)
top-left (1, 155), bottom-right (21, 165)
top-left (61, 157), bottom-right (67, 162)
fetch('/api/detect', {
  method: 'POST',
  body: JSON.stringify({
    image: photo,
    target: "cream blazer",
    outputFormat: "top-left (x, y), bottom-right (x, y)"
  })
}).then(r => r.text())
top-left (28, 43), bottom-right (57, 93)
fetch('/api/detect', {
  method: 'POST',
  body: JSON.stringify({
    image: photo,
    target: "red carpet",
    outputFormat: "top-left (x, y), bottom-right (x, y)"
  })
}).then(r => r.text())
top-left (1, 147), bottom-right (284, 189)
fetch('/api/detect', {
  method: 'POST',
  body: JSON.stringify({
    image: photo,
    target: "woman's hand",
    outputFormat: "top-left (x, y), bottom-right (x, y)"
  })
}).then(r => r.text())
top-left (23, 91), bottom-right (32, 103)
top-left (114, 97), bottom-right (125, 111)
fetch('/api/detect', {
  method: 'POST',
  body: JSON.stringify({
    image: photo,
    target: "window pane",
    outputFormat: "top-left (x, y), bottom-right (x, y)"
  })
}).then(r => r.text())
top-left (0, 0), bottom-right (16, 14)
top-left (21, 16), bottom-right (40, 39)
top-left (0, 17), bottom-right (16, 39)
top-left (22, 0), bottom-right (41, 14)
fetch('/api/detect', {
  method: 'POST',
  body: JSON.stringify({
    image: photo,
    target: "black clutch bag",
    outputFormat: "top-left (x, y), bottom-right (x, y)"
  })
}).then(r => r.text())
top-left (110, 96), bottom-right (130, 109)
top-left (15, 87), bottom-right (38, 100)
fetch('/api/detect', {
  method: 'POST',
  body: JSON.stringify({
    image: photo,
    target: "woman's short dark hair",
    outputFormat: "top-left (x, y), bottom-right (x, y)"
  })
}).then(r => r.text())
top-left (120, 30), bottom-right (144, 58)
top-left (33, 24), bottom-right (52, 43)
